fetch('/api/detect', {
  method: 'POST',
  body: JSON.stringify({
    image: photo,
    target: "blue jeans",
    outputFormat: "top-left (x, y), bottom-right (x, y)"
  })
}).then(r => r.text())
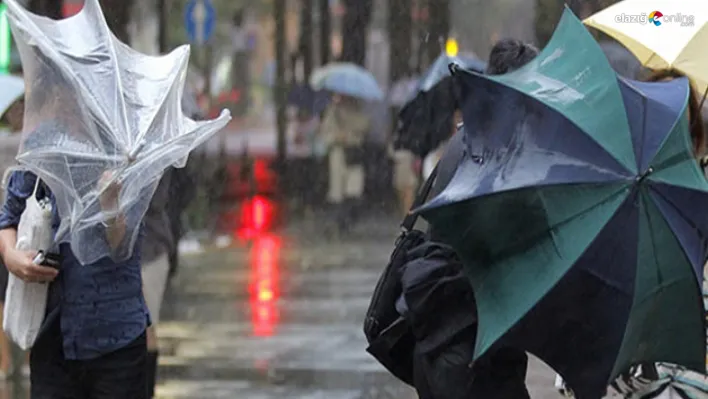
top-left (30, 317), bottom-right (147, 399)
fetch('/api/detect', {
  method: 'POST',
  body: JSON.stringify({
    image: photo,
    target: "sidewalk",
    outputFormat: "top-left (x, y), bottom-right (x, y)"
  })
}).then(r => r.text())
top-left (156, 225), bottom-right (415, 398)
top-left (156, 217), bottom-right (567, 398)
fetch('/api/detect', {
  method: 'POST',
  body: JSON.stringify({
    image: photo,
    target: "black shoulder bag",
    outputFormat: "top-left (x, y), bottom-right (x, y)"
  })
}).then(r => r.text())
top-left (363, 165), bottom-right (438, 385)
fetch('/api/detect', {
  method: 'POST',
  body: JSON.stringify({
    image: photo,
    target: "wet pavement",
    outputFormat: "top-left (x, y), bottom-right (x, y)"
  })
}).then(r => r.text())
top-left (155, 214), bottom-right (568, 398)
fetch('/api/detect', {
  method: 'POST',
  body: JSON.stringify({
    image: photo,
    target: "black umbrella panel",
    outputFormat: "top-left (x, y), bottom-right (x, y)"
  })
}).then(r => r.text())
top-left (394, 77), bottom-right (458, 158)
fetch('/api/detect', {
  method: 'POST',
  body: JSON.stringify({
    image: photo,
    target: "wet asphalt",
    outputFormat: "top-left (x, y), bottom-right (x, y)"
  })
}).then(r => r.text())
top-left (153, 215), bottom-right (572, 399)
top-left (0, 215), bottom-right (620, 398)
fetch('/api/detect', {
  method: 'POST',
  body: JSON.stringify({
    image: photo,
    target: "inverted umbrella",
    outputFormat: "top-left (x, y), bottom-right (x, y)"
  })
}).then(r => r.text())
top-left (418, 9), bottom-right (707, 399)
top-left (584, 0), bottom-right (708, 94)
top-left (310, 62), bottom-right (384, 101)
top-left (6, 0), bottom-right (231, 265)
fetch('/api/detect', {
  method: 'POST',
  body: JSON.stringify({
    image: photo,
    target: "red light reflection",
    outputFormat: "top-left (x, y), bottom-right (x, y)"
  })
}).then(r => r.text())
top-left (248, 235), bottom-right (281, 337)
top-left (237, 195), bottom-right (276, 240)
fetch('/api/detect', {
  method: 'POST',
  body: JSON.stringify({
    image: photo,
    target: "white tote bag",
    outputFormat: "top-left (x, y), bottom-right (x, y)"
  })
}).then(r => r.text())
top-left (3, 177), bottom-right (54, 349)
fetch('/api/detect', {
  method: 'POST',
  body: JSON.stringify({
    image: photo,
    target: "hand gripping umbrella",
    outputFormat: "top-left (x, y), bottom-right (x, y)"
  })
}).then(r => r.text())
top-left (5, 0), bottom-right (231, 265)
top-left (418, 9), bottom-right (707, 399)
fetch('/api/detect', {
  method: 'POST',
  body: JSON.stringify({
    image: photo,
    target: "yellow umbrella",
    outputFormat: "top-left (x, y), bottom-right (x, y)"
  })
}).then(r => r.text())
top-left (584, 0), bottom-right (708, 94)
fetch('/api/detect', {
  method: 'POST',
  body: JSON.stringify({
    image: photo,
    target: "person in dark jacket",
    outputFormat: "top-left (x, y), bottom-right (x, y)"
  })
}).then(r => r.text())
top-left (407, 38), bottom-right (540, 399)
top-left (141, 170), bottom-right (174, 398)
top-left (166, 95), bottom-right (204, 278)
top-left (0, 80), bottom-right (149, 398)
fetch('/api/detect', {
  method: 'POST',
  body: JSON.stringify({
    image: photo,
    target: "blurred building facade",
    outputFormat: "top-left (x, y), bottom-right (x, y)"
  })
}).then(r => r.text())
top-left (450, 0), bottom-right (537, 59)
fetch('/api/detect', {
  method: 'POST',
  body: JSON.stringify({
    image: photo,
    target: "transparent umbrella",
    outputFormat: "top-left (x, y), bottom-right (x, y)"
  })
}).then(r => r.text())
top-left (5, 0), bottom-right (231, 265)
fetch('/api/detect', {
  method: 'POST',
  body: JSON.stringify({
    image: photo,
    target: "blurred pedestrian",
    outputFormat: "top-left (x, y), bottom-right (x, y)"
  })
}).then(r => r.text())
top-left (165, 95), bottom-right (206, 277)
top-left (291, 109), bottom-right (322, 215)
top-left (141, 169), bottom-right (173, 398)
top-left (320, 94), bottom-right (371, 234)
top-left (390, 146), bottom-right (418, 218)
top-left (165, 161), bottom-right (196, 278)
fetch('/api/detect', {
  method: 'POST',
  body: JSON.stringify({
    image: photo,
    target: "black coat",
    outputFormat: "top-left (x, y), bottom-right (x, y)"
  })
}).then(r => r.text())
top-left (399, 241), bottom-right (530, 399)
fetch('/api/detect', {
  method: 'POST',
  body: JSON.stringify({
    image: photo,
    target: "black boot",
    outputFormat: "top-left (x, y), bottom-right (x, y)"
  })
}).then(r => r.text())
top-left (146, 351), bottom-right (158, 398)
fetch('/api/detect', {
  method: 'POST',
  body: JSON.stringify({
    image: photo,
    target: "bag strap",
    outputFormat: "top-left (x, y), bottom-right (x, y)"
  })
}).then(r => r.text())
top-left (400, 164), bottom-right (439, 232)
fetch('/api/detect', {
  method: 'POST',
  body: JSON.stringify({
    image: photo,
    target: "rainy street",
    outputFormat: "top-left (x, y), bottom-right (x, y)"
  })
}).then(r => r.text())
top-left (2, 0), bottom-right (707, 396)
top-left (151, 215), bottom-right (565, 399)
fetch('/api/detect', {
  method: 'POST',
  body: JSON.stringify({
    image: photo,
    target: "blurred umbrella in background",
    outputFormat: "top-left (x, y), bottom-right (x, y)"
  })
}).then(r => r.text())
top-left (392, 53), bottom-right (486, 158)
top-left (310, 62), bottom-right (385, 101)
top-left (393, 77), bottom-right (456, 158)
top-left (287, 83), bottom-right (331, 115)
top-left (389, 76), bottom-right (419, 107)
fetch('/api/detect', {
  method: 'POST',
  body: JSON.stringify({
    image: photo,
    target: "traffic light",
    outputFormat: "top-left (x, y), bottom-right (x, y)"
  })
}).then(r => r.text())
top-left (0, 3), bottom-right (10, 74)
top-left (445, 37), bottom-right (459, 57)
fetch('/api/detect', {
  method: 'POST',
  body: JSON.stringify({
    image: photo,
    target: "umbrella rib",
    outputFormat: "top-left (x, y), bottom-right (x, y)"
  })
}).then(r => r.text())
top-left (638, 93), bottom-right (648, 171)
top-left (648, 185), bottom-right (708, 245)
top-left (102, 36), bottom-right (131, 151)
top-left (638, 192), bottom-right (665, 300)
top-left (128, 50), bottom-right (189, 152)
top-left (17, 149), bottom-right (124, 163)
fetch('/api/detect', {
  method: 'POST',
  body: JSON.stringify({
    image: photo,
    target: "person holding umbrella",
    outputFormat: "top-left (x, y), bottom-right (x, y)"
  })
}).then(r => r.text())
top-left (420, 9), bottom-right (708, 399)
top-left (417, 38), bottom-right (540, 399)
top-left (364, 38), bottom-right (540, 399)
top-left (310, 63), bottom-right (381, 233)
top-left (0, 1), bottom-right (231, 398)
top-left (319, 94), bottom-right (371, 234)
top-left (140, 169), bottom-right (174, 398)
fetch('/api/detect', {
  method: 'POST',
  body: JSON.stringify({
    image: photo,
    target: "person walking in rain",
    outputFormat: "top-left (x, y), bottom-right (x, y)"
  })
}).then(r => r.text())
top-left (141, 169), bottom-right (174, 398)
top-left (0, 69), bottom-right (150, 399)
top-left (410, 38), bottom-right (540, 399)
top-left (319, 94), bottom-right (371, 234)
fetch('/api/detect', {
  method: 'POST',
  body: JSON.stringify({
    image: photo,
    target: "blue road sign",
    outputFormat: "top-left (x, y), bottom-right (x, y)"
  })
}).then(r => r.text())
top-left (184, 0), bottom-right (216, 45)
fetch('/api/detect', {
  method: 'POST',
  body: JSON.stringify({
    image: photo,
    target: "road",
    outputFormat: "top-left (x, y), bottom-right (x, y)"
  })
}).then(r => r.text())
top-left (154, 214), bottom-right (574, 398)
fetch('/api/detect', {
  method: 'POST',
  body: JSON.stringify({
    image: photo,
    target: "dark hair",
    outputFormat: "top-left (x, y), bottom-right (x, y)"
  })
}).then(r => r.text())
top-left (485, 39), bottom-right (539, 76)
top-left (646, 69), bottom-right (706, 156)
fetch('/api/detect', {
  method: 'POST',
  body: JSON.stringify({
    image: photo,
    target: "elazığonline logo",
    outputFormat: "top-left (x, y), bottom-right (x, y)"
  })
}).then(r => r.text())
top-left (615, 11), bottom-right (695, 27)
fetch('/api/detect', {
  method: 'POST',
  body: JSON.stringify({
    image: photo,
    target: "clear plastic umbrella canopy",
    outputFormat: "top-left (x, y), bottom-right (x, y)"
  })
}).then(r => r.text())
top-left (5, 0), bottom-right (231, 265)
